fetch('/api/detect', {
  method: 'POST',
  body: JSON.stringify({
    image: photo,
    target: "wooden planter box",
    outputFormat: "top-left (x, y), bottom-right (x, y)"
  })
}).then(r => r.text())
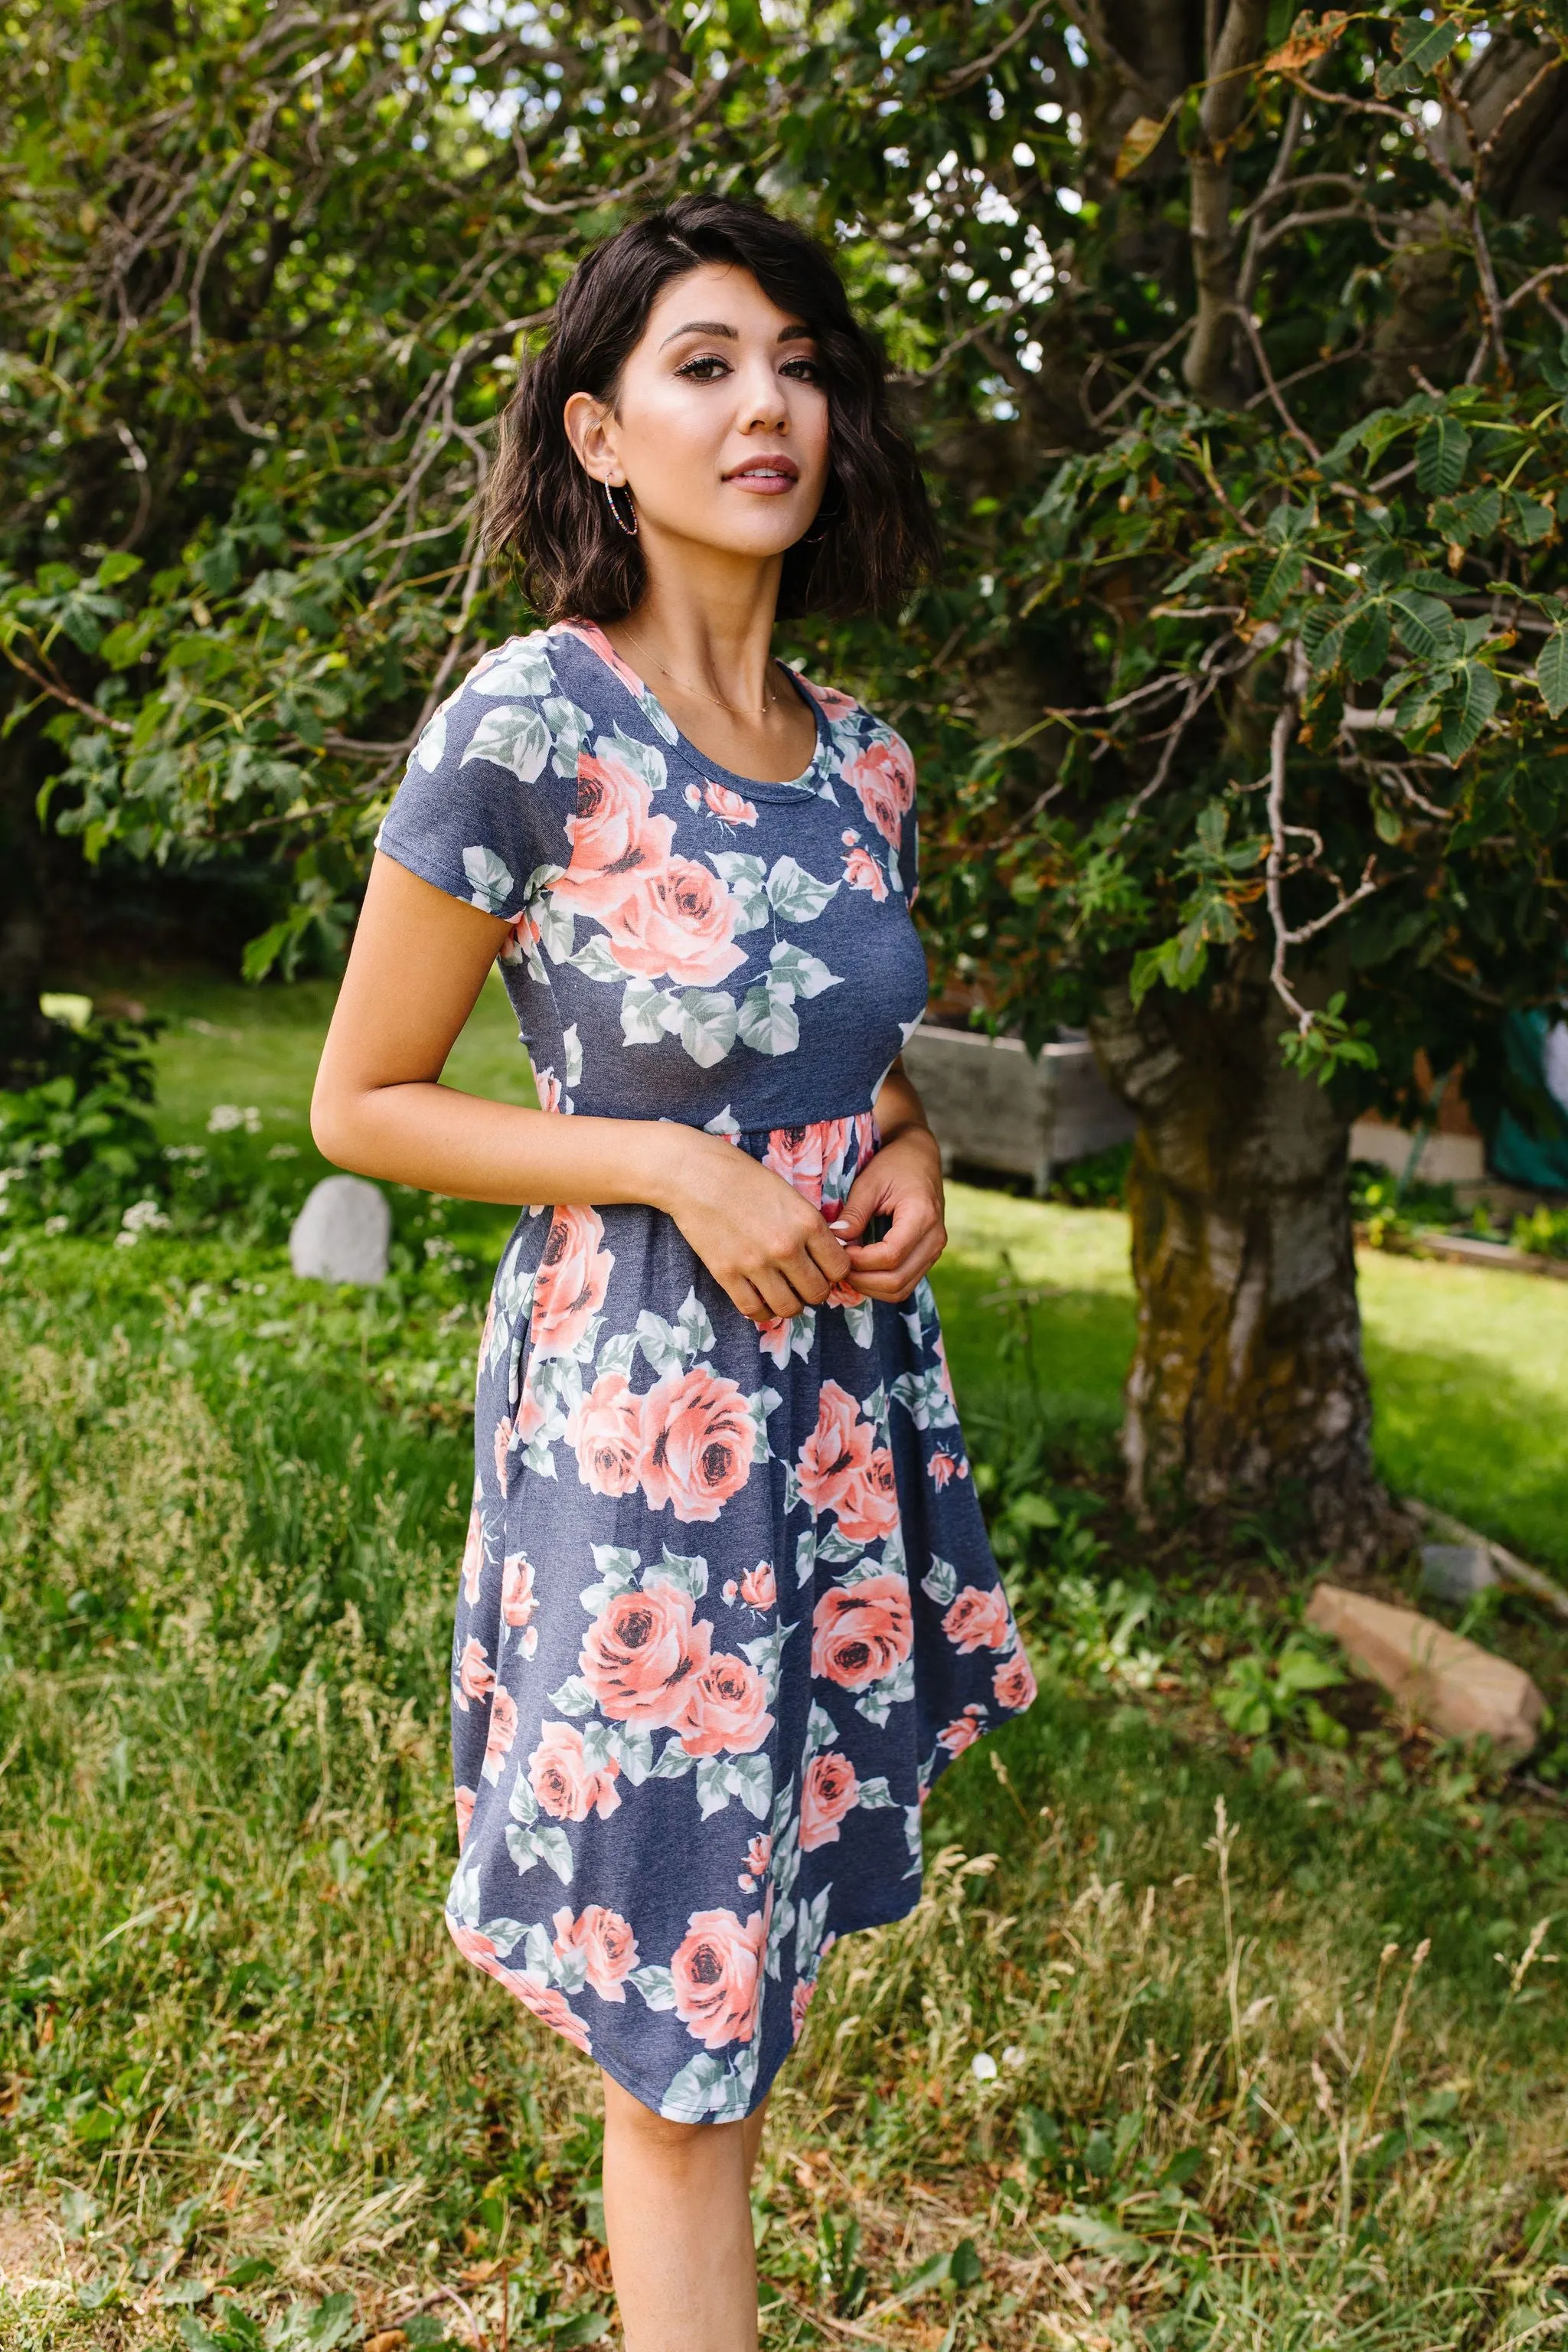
top-left (900, 1024), bottom-right (1136, 1197)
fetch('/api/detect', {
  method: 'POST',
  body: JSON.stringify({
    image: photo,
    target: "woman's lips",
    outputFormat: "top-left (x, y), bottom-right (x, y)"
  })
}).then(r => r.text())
top-left (725, 460), bottom-right (799, 494)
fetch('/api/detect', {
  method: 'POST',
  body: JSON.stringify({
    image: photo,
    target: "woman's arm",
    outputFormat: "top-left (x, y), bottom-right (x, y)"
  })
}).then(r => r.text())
top-left (310, 853), bottom-right (854, 1324)
top-left (830, 1060), bottom-right (947, 1304)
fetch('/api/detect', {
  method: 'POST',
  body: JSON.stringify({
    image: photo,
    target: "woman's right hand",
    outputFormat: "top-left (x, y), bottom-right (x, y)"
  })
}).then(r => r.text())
top-left (653, 1130), bottom-right (852, 1325)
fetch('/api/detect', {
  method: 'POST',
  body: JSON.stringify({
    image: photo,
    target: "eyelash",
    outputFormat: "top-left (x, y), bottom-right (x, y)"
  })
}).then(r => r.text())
top-left (675, 354), bottom-right (822, 384)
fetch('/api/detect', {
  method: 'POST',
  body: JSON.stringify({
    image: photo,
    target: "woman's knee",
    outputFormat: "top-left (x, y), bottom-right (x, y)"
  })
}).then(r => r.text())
top-left (603, 2074), bottom-right (740, 2163)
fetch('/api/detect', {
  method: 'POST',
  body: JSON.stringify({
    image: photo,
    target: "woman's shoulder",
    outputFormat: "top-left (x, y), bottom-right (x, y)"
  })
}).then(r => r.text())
top-left (792, 669), bottom-right (910, 760)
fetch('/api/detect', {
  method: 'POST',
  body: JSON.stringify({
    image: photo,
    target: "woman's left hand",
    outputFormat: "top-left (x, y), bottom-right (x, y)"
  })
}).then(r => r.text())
top-left (831, 1123), bottom-right (947, 1304)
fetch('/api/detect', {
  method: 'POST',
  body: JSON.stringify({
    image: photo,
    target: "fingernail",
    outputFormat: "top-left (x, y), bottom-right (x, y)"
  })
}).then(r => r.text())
top-left (828, 1220), bottom-right (851, 1233)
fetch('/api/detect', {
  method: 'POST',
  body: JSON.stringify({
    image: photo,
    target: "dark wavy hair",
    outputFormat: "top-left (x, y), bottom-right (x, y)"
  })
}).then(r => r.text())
top-left (484, 194), bottom-right (939, 622)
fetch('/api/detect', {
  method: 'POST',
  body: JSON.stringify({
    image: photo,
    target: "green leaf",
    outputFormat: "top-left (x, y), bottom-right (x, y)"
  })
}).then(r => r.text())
top-left (1389, 590), bottom-right (1458, 662)
top-left (1441, 662), bottom-right (1499, 759)
top-left (93, 550), bottom-right (143, 589)
top-left (1416, 416), bottom-right (1471, 498)
top-left (1502, 492), bottom-right (1554, 546)
top-left (1395, 15), bottom-right (1462, 71)
top-left (1536, 626), bottom-right (1568, 720)
top-left (1344, 602), bottom-right (1391, 681)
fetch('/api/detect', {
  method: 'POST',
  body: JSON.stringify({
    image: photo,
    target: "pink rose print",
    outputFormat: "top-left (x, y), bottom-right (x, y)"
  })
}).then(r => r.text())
top-left (493, 1411), bottom-right (513, 1498)
top-left (638, 1364), bottom-right (754, 1523)
top-left (528, 1720), bottom-right (622, 1821)
top-left (796, 1381), bottom-right (874, 1517)
top-left (482, 1685), bottom-right (518, 1784)
top-left (567, 1371), bottom-right (645, 1496)
top-left (763, 1122), bottom-right (826, 1207)
top-left (505, 903), bottom-right (541, 968)
top-left (456, 1635), bottom-right (495, 1710)
top-left (740, 1560), bottom-right (776, 1609)
top-left (842, 736), bottom-right (914, 848)
top-left (796, 675), bottom-right (858, 720)
top-left (810, 1575), bottom-right (913, 1692)
top-left (942, 1586), bottom-right (1014, 1655)
top-left (799, 1750), bottom-right (860, 1851)
top-left (938, 1704), bottom-right (988, 1757)
top-left (704, 779), bottom-right (758, 826)
top-left (501, 1551), bottom-right (537, 1628)
top-left (927, 1449), bottom-right (967, 1489)
top-left (994, 1647), bottom-right (1038, 1713)
top-left (514, 1369), bottom-right (547, 1447)
top-left (835, 1446), bottom-right (900, 1545)
top-left (554, 747), bottom-right (675, 920)
top-left (757, 1315), bottom-right (797, 1367)
top-left (580, 1583), bottom-right (713, 1727)
top-left (684, 782), bottom-right (701, 808)
top-left (670, 1903), bottom-right (767, 2050)
top-left (535, 1067), bottom-right (564, 1116)
top-left (676, 1652), bottom-right (774, 1757)
top-left (495, 1965), bottom-right (593, 2056)
top-left (531, 1204), bottom-right (612, 1357)
top-left (745, 1832), bottom-right (772, 1878)
top-left (454, 1784), bottom-right (476, 1849)
top-left (601, 856), bottom-right (746, 988)
top-left (842, 843), bottom-right (887, 901)
top-left (449, 1919), bottom-right (498, 1968)
top-left (461, 1505), bottom-right (485, 1605)
top-left (790, 1975), bottom-right (817, 2041)
top-left (552, 1903), bottom-right (639, 2001)
top-left (560, 617), bottom-right (645, 701)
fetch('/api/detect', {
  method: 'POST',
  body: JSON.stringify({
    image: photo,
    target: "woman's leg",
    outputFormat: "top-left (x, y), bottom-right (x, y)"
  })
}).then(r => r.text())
top-left (600, 2072), bottom-right (759, 2352)
top-left (742, 2092), bottom-right (769, 2184)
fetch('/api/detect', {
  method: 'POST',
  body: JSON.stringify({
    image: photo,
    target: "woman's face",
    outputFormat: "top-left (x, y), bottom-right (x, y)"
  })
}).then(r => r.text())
top-left (564, 262), bottom-right (831, 567)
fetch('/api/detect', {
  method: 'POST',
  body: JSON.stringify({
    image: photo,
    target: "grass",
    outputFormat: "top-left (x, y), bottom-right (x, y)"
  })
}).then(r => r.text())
top-left (2, 974), bottom-right (1566, 2347)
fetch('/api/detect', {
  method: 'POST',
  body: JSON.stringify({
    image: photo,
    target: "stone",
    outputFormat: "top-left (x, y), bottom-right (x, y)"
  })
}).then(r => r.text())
top-left (289, 1174), bottom-right (391, 1286)
top-left (1305, 1582), bottom-right (1544, 1760)
top-left (1419, 1542), bottom-right (1498, 1606)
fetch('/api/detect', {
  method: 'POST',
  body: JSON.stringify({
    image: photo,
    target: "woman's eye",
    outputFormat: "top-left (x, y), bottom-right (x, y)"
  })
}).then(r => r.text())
top-left (781, 358), bottom-right (822, 382)
top-left (675, 354), bottom-right (730, 381)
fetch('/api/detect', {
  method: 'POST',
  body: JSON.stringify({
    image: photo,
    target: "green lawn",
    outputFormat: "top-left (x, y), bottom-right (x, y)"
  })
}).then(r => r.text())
top-left (117, 968), bottom-right (1568, 1573)
top-left (4, 973), bottom-right (1567, 2345)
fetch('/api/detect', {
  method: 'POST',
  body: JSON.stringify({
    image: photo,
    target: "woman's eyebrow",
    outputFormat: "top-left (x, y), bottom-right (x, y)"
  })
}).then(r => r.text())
top-left (658, 320), bottom-right (815, 349)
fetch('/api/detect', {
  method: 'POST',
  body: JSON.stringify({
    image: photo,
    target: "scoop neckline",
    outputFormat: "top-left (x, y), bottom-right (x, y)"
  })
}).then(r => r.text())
top-left (554, 619), bottom-right (831, 802)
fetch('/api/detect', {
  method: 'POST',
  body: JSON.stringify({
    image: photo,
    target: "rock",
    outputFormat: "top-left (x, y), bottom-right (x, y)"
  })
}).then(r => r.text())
top-left (289, 1174), bottom-right (391, 1286)
top-left (1419, 1542), bottom-right (1498, 1606)
top-left (1305, 1582), bottom-right (1544, 1759)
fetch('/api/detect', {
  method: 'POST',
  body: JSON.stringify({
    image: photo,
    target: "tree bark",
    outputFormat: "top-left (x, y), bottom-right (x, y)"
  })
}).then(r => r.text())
top-left (1090, 975), bottom-right (1403, 1568)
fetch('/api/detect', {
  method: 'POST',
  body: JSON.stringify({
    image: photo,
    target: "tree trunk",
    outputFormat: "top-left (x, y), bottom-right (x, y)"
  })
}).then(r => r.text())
top-left (1090, 976), bottom-right (1404, 1568)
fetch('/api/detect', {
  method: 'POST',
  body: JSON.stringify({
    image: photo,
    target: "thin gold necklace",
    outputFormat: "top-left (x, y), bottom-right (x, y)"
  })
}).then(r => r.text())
top-left (616, 623), bottom-right (779, 719)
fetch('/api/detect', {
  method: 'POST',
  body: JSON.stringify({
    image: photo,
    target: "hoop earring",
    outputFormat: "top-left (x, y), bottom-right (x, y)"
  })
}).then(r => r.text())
top-left (603, 479), bottom-right (639, 537)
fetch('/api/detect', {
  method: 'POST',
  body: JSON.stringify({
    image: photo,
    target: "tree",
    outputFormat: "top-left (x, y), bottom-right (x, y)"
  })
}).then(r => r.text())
top-left (5, 1), bottom-right (1567, 1556)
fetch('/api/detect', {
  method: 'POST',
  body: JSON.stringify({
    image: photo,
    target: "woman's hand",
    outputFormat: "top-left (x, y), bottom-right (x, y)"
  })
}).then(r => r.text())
top-left (655, 1132), bottom-right (853, 1326)
top-left (832, 1122), bottom-right (946, 1305)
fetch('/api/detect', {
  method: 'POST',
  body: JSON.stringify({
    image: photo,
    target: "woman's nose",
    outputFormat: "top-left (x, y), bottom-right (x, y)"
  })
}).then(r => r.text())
top-left (735, 364), bottom-right (789, 433)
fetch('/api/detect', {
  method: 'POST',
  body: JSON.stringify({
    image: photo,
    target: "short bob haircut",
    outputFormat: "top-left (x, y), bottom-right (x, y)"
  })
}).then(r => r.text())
top-left (485, 194), bottom-right (939, 624)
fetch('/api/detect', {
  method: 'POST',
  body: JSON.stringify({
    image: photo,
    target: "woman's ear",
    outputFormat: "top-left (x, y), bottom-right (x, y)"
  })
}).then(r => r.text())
top-left (564, 390), bottom-right (619, 484)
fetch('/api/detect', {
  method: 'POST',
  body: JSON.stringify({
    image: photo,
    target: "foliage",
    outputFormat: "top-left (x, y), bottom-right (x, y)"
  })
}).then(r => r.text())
top-left (0, 1004), bottom-right (165, 1234)
top-left (3, 1233), bottom-right (1567, 2344)
top-left (1513, 1200), bottom-right (1568, 1259)
top-left (1212, 1631), bottom-right (1348, 1747)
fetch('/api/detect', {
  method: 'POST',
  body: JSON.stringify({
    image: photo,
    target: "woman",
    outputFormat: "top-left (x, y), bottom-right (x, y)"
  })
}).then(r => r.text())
top-left (312, 194), bottom-right (1035, 2352)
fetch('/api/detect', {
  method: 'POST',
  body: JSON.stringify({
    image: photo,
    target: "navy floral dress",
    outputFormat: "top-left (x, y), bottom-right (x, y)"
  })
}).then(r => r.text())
top-left (377, 620), bottom-right (1035, 2123)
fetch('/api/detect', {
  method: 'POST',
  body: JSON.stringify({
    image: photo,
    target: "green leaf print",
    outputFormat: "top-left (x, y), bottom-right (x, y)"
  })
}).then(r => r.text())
top-left (660, 2051), bottom-right (728, 2122)
top-left (673, 988), bottom-right (738, 1067)
top-left (740, 1621), bottom-right (794, 1704)
top-left (795, 1527), bottom-right (816, 1586)
top-left (629, 1963), bottom-right (678, 2010)
top-left (765, 854), bottom-right (839, 923)
top-left (580, 1719), bottom-right (618, 1772)
top-left (707, 850), bottom-right (769, 932)
top-left (567, 933), bottom-right (623, 982)
top-left (920, 1555), bottom-right (960, 1608)
top-left (767, 940), bottom-right (841, 998)
top-left (648, 1738), bottom-right (696, 1780)
top-left (695, 1754), bottom-right (732, 1818)
top-left (857, 1775), bottom-right (897, 1808)
top-left (461, 845), bottom-right (514, 914)
top-left (674, 1286), bottom-right (717, 1358)
top-left (725, 1753), bottom-right (773, 1821)
top-left (620, 978), bottom-right (675, 1045)
top-left (648, 1546), bottom-right (710, 1600)
top-left (506, 1822), bottom-right (573, 1882)
top-left (737, 978), bottom-right (799, 1057)
top-left (617, 1723), bottom-right (655, 1785)
top-left (472, 638), bottom-right (557, 699)
top-left (635, 1308), bottom-right (685, 1377)
top-left (508, 1772), bottom-right (540, 1824)
top-left (546, 1675), bottom-right (596, 1716)
top-left (461, 701), bottom-right (550, 783)
top-left (606, 724), bottom-right (668, 793)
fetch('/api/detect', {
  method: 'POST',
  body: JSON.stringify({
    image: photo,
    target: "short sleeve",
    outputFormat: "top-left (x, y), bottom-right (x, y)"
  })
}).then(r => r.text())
top-left (375, 642), bottom-right (569, 920)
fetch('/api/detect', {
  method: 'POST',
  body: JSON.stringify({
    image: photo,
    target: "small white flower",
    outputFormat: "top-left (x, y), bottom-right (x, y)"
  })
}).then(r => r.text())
top-left (1002, 2044), bottom-right (1027, 2069)
top-left (34, 1142), bottom-right (61, 1161)
top-left (971, 2052), bottom-right (999, 2082)
top-left (120, 1199), bottom-right (170, 1235)
top-left (207, 1104), bottom-right (262, 1135)
top-left (114, 1229), bottom-right (138, 1247)
top-left (43, 1215), bottom-right (70, 1236)
top-left (267, 1143), bottom-right (299, 1161)
top-left (1344, 561), bottom-right (1362, 578)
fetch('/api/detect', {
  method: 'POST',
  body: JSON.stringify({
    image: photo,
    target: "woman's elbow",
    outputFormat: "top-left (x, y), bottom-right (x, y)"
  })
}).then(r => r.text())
top-left (309, 1079), bottom-right (361, 1170)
